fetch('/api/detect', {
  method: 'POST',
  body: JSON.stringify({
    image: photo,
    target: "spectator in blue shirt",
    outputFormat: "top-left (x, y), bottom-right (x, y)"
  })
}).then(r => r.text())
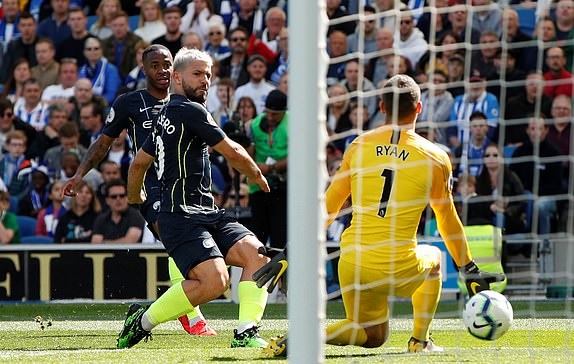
top-left (79, 37), bottom-right (121, 105)
top-left (448, 75), bottom-right (499, 149)
top-left (0, 0), bottom-right (21, 56)
top-left (36, 0), bottom-right (72, 49)
top-left (453, 111), bottom-right (492, 178)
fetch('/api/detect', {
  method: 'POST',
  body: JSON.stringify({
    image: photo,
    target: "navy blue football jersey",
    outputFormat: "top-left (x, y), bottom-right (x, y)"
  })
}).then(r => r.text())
top-left (142, 94), bottom-right (226, 214)
top-left (102, 89), bottom-right (169, 195)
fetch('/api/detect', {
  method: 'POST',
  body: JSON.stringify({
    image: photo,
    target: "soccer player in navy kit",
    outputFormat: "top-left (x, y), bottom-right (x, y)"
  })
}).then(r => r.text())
top-left (62, 45), bottom-right (216, 336)
top-left (118, 48), bottom-right (272, 349)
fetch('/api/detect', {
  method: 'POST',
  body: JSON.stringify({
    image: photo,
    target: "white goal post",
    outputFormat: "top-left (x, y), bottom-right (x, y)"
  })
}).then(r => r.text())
top-left (287, 0), bottom-right (329, 362)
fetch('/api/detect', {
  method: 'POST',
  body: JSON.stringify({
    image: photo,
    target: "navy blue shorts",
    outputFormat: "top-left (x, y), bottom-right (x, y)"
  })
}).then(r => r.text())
top-left (157, 210), bottom-right (253, 277)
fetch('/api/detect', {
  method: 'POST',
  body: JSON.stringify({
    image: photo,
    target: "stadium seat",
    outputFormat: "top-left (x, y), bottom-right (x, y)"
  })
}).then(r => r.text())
top-left (21, 235), bottom-right (53, 244)
top-left (16, 216), bottom-right (37, 237)
top-left (457, 225), bottom-right (507, 295)
top-left (516, 7), bottom-right (536, 37)
top-left (86, 15), bottom-right (98, 30)
top-left (503, 145), bottom-right (518, 163)
top-left (129, 15), bottom-right (139, 31)
top-left (8, 196), bottom-right (18, 214)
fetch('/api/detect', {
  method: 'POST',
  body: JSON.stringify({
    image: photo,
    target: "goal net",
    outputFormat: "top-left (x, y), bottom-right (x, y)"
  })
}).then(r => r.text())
top-left (288, 0), bottom-right (574, 362)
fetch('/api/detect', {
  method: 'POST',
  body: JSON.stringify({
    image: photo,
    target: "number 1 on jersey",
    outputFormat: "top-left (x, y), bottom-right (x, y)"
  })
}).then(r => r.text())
top-left (378, 168), bottom-right (395, 218)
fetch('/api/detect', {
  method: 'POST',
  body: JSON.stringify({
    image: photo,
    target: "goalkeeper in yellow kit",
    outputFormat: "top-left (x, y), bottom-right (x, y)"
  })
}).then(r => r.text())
top-left (255, 74), bottom-right (504, 355)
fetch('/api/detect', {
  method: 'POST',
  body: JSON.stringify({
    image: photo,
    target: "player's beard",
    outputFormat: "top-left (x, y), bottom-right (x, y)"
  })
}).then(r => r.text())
top-left (182, 79), bottom-right (207, 104)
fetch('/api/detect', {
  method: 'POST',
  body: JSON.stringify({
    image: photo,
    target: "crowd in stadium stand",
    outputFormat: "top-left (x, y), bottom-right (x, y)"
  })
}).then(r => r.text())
top-left (0, 0), bottom-right (572, 249)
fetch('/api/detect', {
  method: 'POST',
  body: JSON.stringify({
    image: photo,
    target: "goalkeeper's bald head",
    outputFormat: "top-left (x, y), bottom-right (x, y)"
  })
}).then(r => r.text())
top-left (380, 74), bottom-right (421, 126)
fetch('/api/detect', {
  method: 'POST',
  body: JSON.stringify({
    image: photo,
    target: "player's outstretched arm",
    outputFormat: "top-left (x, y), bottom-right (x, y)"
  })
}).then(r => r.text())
top-left (213, 136), bottom-right (270, 192)
top-left (62, 134), bottom-right (115, 197)
top-left (127, 149), bottom-right (155, 205)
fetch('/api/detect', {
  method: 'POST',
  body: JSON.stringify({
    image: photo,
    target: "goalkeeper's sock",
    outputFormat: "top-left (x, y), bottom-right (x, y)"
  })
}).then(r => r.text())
top-left (168, 257), bottom-right (204, 325)
top-left (411, 274), bottom-right (442, 342)
top-left (237, 281), bottom-right (268, 333)
top-left (326, 319), bottom-right (367, 346)
top-left (143, 282), bottom-right (194, 331)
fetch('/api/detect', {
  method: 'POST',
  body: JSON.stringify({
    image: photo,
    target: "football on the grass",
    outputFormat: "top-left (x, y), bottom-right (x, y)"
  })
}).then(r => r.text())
top-left (462, 290), bottom-right (513, 340)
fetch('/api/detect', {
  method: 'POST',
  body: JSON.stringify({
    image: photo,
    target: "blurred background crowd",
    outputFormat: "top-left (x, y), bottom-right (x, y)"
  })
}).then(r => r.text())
top-left (0, 0), bottom-right (572, 267)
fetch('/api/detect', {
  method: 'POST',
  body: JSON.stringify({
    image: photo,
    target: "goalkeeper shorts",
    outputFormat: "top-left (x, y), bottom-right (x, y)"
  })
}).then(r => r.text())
top-left (338, 244), bottom-right (440, 325)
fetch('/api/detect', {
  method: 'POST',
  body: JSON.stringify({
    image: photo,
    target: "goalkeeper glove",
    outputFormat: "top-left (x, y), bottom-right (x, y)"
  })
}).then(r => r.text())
top-left (253, 248), bottom-right (288, 294)
top-left (460, 261), bottom-right (506, 296)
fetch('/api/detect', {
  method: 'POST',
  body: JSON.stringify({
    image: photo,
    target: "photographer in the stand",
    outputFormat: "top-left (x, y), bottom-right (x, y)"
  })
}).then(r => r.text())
top-left (219, 111), bottom-right (253, 225)
top-left (247, 89), bottom-right (288, 250)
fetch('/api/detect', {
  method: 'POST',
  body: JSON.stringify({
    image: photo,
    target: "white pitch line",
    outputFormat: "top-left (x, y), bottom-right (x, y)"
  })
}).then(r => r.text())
top-left (2, 319), bottom-right (574, 331)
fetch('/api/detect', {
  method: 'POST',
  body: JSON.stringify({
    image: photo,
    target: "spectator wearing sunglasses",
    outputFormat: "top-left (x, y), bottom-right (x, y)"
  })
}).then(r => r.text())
top-left (91, 178), bottom-right (145, 243)
top-left (0, 98), bottom-right (37, 153)
top-left (205, 21), bottom-right (230, 61)
top-left (218, 26), bottom-right (250, 87)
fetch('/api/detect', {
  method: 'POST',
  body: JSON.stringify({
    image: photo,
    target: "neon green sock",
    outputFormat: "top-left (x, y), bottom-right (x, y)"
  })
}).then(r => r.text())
top-left (411, 275), bottom-right (442, 342)
top-left (326, 319), bottom-right (367, 346)
top-left (237, 281), bottom-right (268, 329)
top-left (145, 281), bottom-right (194, 328)
top-left (168, 257), bottom-right (203, 322)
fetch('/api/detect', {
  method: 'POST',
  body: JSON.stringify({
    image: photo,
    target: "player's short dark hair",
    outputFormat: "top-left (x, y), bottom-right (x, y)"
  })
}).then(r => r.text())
top-left (381, 74), bottom-right (421, 122)
top-left (142, 44), bottom-right (172, 64)
top-left (104, 178), bottom-right (127, 196)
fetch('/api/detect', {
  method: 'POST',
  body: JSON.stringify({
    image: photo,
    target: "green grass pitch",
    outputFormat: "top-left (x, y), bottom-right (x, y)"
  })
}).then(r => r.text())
top-left (1, 301), bottom-right (573, 363)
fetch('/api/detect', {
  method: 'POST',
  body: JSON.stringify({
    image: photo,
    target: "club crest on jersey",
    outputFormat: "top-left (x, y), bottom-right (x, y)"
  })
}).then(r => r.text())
top-left (105, 107), bottom-right (115, 124)
top-left (153, 201), bottom-right (160, 211)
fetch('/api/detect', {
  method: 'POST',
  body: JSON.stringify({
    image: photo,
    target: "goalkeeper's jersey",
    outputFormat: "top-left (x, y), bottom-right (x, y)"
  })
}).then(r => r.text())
top-left (326, 126), bottom-right (465, 269)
